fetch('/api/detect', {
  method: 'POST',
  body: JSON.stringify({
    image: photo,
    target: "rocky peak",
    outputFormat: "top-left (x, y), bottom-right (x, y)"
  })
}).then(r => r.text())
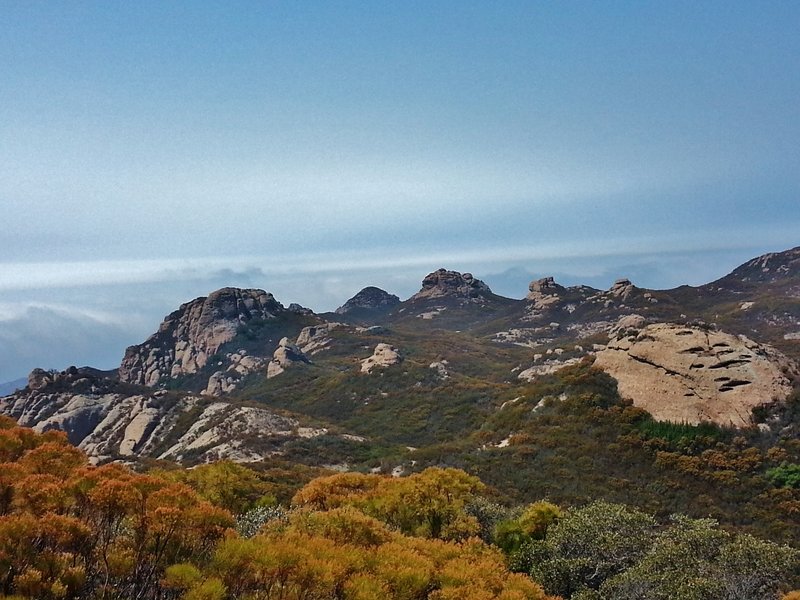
top-left (526, 276), bottom-right (566, 309)
top-left (335, 287), bottom-right (400, 314)
top-left (528, 277), bottom-right (562, 295)
top-left (25, 366), bottom-right (119, 395)
top-left (608, 278), bottom-right (635, 299)
top-left (27, 368), bottom-right (54, 391)
top-left (288, 303), bottom-right (314, 315)
top-left (410, 269), bottom-right (492, 301)
top-left (119, 288), bottom-right (286, 387)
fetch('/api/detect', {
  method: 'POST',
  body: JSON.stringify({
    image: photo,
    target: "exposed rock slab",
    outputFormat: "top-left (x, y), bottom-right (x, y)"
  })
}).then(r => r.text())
top-left (594, 322), bottom-right (794, 426)
top-left (203, 350), bottom-right (267, 396)
top-left (296, 323), bottom-right (341, 355)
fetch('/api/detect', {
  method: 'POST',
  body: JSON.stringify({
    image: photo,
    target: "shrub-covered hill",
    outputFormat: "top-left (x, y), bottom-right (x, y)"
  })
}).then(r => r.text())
top-left (393, 361), bottom-right (800, 546)
top-left (0, 419), bottom-right (796, 600)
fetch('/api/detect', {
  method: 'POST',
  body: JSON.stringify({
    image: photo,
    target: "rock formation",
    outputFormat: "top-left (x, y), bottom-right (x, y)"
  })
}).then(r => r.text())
top-left (594, 321), bottom-right (794, 426)
top-left (296, 323), bottom-right (341, 354)
top-left (335, 287), bottom-right (400, 314)
top-left (409, 269), bottom-right (492, 301)
top-left (0, 366), bottom-right (334, 464)
top-left (361, 343), bottom-right (403, 373)
top-left (608, 278), bottom-right (635, 300)
top-left (203, 350), bottom-right (267, 396)
top-left (119, 288), bottom-right (285, 387)
top-left (267, 337), bottom-right (309, 379)
top-left (526, 277), bottom-right (565, 309)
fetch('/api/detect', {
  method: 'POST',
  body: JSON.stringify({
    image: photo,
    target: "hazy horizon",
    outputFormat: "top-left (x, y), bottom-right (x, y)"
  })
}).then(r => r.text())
top-left (2, 2), bottom-right (799, 381)
top-left (0, 241), bottom-right (794, 383)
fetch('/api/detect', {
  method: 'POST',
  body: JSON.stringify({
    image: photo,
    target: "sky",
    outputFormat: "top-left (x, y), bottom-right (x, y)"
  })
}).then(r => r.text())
top-left (1, 1), bottom-right (799, 382)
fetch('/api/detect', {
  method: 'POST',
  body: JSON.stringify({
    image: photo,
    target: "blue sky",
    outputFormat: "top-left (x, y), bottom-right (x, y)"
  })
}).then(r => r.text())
top-left (1, 1), bottom-right (799, 381)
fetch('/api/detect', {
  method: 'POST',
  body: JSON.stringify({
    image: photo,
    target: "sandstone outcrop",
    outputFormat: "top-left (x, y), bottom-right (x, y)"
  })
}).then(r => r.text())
top-left (335, 287), bottom-right (400, 314)
top-left (526, 277), bottom-right (565, 310)
top-left (409, 269), bottom-right (492, 301)
top-left (203, 350), bottom-right (267, 396)
top-left (608, 278), bottom-right (635, 300)
top-left (594, 321), bottom-right (794, 426)
top-left (267, 337), bottom-right (309, 379)
top-left (0, 367), bottom-right (334, 464)
top-left (296, 323), bottom-right (341, 354)
top-left (119, 288), bottom-right (285, 387)
top-left (361, 343), bottom-right (402, 373)
top-left (517, 357), bottom-right (582, 380)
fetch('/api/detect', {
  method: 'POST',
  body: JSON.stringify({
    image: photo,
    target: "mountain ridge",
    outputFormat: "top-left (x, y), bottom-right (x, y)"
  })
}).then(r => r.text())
top-left (2, 244), bottom-right (799, 467)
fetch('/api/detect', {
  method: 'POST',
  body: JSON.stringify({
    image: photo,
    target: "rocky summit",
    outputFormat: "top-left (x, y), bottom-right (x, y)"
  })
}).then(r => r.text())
top-left (335, 286), bottom-right (400, 314)
top-left (409, 269), bottom-right (493, 301)
top-left (119, 288), bottom-right (286, 387)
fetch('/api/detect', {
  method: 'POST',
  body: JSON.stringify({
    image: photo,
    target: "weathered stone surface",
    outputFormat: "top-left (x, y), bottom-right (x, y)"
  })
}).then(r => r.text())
top-left (361, 343), bottom-right (403, 373)
top-left (158, 403), bottom-right (303, 463)
top-left (429, 360), bottom-right (450, 379)
top-left (517, 358), bottom-right (582, 380)
top-left (296, 323), bottom-right (341, 354)
top-left (202, 350), bottom-right (267, 396)
top-left (266, 337), bottom-right (309, 379)
top-left (594, 321), bottom-right (794, 426)
top-left (409, 269), bottom-right (492, 301)
top-left (119, 288), bottom-right (285, 387)
top-left (335, 287), bottom-right (400, 314)
top-left (612, 314), bottom-right (647, 333)
top-left (526, 276), bottom-right (566, 311)
top-left (608, 278), bottom-right (635, 299)
top-left (0, 367), bottom-right (334, 464)
top-left (288, 303), bottom-right (314, 315)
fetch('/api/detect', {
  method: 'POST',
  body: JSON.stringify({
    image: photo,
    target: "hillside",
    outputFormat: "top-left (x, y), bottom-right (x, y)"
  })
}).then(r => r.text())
top-left (1, 246), bottom-right (799, 546)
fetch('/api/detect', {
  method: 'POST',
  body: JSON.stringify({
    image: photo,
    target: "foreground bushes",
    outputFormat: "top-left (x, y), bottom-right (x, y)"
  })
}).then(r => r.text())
top-left (0, 416), bottom-right (796, 599)
top-left (0, 418), bottom-right (551, 600)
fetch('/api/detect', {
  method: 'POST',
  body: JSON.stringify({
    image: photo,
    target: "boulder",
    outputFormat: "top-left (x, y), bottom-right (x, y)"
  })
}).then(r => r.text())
top-left (266, 337), bottom-right (309, 379)
top-left (594, 322), bottom-right (794, 426)
top-left (361, 343), bottom-right (403, 373)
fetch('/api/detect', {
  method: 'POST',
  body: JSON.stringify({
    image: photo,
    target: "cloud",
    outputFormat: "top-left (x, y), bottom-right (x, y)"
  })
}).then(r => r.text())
top-left (0, 303), bottom-right (142, 382)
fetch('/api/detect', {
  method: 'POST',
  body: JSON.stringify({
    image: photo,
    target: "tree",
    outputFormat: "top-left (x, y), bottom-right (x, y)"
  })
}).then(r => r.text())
top-left (598, 516), bottom-right (798, 600)
top-left (527, 501), bottom-right (656, 597)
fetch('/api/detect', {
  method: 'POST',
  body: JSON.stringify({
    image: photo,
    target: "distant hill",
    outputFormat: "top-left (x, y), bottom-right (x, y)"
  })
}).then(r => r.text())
top-left (0, 377), bottom-right (27, 396)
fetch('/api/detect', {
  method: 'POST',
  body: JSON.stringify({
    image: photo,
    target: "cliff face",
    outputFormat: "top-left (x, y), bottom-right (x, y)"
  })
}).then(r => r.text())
top-left (119, 288), bottom-right (286, 387)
